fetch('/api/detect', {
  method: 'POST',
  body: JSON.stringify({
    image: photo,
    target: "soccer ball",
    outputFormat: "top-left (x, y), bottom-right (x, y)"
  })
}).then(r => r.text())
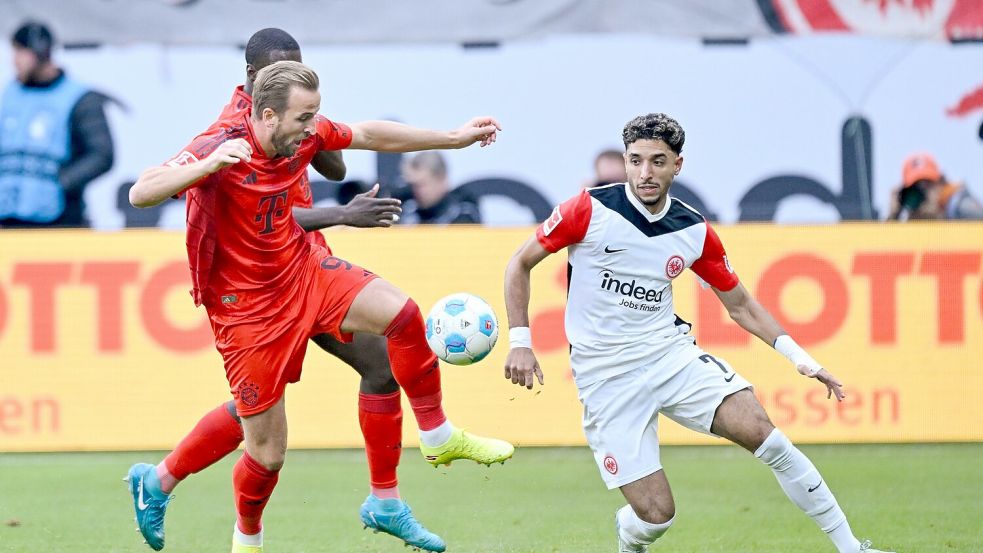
top-left (425, 293), bottom-right (499, 365)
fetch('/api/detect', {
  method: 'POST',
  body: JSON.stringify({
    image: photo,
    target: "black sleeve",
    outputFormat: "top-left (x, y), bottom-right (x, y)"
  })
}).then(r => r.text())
top-left (60, 91), bottom-right (114, 193)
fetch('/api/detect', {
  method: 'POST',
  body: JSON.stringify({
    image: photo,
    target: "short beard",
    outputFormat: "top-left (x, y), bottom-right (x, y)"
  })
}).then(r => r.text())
top-left (636, 181), bottom-right (670, 206)
top-left (271, 132), bottom-right (296, 158)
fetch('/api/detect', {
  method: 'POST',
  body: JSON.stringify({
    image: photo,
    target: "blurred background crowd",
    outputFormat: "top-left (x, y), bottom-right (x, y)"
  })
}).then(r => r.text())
top-left (1, 0), bottom-right (981, 230)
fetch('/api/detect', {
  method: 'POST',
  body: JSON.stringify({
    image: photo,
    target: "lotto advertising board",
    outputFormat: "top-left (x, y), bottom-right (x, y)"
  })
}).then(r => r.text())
top-left (0, 223), bottom-right (980, 451)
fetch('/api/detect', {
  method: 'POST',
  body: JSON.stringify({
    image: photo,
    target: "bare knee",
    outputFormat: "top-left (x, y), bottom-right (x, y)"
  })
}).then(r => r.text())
top-left (257, 455), bottom-right (285, 472)
top-left (342, 279), bottom-right (411, 335)
top-left (630, 495), bottom-right (675, 524)
top-left (314, 333), bottom-right (399, 394)
top-left (241, 402), bottom-right (288, 471)
top-left (359, 348), bottom-right (399, 392)
top-left (248, 438), bottom-right (286, 471)
top-left (361, 373), bottom-right (398, 395)
top-left (747, 421), bottom-right (776, 451)
top-left (353, 335), bottom-right (399, 394)
top-left (622, 470), bottom-right (676, 524)
top-left (711, 389), bottom-right (776, 452)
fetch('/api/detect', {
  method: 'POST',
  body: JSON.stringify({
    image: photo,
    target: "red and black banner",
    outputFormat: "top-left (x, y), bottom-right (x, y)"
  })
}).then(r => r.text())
top-left (759, 0), bottom-right (983, 41)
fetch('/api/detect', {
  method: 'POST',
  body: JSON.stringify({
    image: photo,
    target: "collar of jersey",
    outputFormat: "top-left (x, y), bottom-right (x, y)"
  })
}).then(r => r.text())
top-left (239, 113), bottom-right (272, 160)
top-left (623, 183), bottom-right (672, 223)
top-left (234, 84), bottom-right (251, 102)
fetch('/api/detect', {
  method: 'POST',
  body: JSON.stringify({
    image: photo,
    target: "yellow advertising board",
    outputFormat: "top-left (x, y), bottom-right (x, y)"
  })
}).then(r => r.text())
top-left (0, 223), bottom-right (980, 451)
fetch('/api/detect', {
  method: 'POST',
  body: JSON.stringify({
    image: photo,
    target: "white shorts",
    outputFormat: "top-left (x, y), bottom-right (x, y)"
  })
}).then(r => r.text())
top-left (578, 341), bottom-right (752, 489)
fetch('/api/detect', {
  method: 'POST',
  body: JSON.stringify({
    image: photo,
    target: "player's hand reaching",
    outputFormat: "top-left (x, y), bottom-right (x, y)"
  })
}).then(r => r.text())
top-left (806, 367), bottom-right (845, 401)
top-left (343, 184), bottom-right (402, 227)
top-left (504, 347), bottom-right (544, 390)
top-left (204, 138), bottom-right (252, 173)
top-left (772, 334), bottom-right (844, 401)
top-left (452, 116), bottom-right (501, 148)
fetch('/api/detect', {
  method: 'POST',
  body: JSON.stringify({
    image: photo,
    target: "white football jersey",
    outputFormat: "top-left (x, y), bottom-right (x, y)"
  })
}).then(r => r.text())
top-left (536, 183), bottom-right (739, 388)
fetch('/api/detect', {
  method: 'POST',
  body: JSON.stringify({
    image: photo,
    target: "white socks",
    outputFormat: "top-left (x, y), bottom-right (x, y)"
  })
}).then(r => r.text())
top-left (419, 420), bottom-right (454, 448)
top-left (754, 429), bottom-right (861, 553)
top-left (233, 524), bottom-right (263, 546)
top-left (616, 505), bottom-right (674, 547)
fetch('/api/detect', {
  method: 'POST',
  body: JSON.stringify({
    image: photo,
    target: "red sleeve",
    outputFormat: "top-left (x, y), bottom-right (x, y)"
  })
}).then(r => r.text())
top-left (536, 189), bottom-right (592, 252)
top-left (163, 124), bottom-right (227, 169)
top-left (162, 124), bottom-right (227, 196)
top-left (315, 115), bottom-right (353, 151)
top-left (690, 221), bottom-right (740, 291)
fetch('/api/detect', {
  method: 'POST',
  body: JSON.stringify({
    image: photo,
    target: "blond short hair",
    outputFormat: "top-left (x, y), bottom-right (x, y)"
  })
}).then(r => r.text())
top-left (252, 60), bottom-right (319, 116)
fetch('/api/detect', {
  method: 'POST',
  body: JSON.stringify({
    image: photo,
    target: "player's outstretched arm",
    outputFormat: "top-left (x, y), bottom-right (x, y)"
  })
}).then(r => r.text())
top-left (310, 150), bottom-right (346, 181)
top-left (346, 117), bottom-right (501, 152)
top-left (503, 236), bottom-right (552, 389)
top-left (713, 283), bottom-right (845, 401)
top-left (292, 184), bottom-right (401, 230)
top-left (129, 138), bottom-right (252, 208)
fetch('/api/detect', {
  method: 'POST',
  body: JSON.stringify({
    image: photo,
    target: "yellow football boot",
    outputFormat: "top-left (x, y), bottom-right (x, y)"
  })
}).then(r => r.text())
top-left (420, 428), bottom-right (514, 467)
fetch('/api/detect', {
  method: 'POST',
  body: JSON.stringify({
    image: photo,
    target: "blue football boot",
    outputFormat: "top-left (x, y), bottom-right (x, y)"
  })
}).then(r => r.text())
top-left (359, 495), bottom-right (446, 552)
top-left (125, 463), bottom-right (172, 551)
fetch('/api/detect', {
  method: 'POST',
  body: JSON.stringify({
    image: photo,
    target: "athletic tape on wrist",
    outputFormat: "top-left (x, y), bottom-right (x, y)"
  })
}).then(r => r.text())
top-left (509, 326), bottom-right (532, 349)
top-left (774, 334), bottom-right (820, 377)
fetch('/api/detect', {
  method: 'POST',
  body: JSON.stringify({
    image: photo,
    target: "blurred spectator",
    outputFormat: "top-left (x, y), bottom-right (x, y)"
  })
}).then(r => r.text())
top-left (583, 148), bottom-right (627, 188)
top-left (0, 21), bottom-right (114, 228)
top-left (888, 153), bottom-right (983, 221)
top-left (398, 151), bottom-right (481, 224)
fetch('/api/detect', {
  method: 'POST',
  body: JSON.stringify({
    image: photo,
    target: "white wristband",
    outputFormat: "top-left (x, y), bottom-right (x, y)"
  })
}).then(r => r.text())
top-left (774, 334), bottom-right (821, 377)
top-left (509, 326), bottom-right (532, 349)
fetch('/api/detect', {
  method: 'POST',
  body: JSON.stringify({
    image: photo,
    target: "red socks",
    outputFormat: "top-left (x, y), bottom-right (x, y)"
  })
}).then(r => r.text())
top-left (407, 392), bottom-right (445, 431)
top-left (232, 451), bottom-right (280, 535)
top-left (358, 391), bottom-right (403, 491)
top-left (161, 402), bottom-right (243, 492)
top-left (383, 299), bottom-right (447, 431)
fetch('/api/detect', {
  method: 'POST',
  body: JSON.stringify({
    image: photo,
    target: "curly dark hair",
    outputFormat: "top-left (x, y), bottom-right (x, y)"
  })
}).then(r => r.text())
top-left (622, 113), bottom-right (685, 154)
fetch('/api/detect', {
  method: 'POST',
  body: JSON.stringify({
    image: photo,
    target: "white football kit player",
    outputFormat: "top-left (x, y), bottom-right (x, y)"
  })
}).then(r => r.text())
top-left (537, 183), bottom-right (752, 488)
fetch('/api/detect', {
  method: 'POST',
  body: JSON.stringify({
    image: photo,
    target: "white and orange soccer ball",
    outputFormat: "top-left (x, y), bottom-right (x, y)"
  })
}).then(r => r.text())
top-left (425, 293), bottom-right (499, 366)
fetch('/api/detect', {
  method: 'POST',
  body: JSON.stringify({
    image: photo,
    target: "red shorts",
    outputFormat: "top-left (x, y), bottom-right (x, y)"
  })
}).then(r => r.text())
top-left (206, 245), bottom-right (377, 416)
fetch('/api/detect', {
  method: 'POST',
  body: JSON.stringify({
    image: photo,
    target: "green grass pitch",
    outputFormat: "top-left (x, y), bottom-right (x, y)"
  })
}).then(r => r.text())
top-left (1, 444), bottom-right (980, 552)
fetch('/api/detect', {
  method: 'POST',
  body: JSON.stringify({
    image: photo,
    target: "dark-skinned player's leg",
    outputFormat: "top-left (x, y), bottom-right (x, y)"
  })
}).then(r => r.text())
top-left (310, 332), bottom-right (405, 499)
top-left (310, 332), bottom-right (446, 550)
top-left (340, 278), bottom-right (514, 467)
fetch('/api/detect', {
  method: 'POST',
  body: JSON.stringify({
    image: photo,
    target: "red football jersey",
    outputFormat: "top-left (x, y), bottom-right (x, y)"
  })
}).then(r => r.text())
top-left (217, 87), bottom-right (326, 248)
top-left (218, 85), bottom-right (252, 120)
top-left (165, 110), bottom-right (353, 310)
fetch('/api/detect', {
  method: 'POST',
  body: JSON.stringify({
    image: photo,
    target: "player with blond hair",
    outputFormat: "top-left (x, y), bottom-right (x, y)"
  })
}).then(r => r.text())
top-left (130, 59), bottom-right (512, 553)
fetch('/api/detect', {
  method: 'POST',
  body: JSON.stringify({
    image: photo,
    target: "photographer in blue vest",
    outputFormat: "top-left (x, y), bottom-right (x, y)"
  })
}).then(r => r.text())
top-left (0, 21), bottom-right (114, 228)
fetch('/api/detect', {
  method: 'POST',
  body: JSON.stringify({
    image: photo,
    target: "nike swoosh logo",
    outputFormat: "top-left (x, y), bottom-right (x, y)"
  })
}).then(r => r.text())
top-left (137, 479), bottom-right (149, 511)
top-left (808, 479), bottom-right (823, 492)
top-left (604, 246), bottom-right (626, 253)
top-left (724, 374), bottom-right (736, 382)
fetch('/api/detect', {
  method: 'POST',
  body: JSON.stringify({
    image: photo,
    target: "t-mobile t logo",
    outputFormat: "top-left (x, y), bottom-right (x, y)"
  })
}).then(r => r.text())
top-left (255, 191), bottom-right (288, 235)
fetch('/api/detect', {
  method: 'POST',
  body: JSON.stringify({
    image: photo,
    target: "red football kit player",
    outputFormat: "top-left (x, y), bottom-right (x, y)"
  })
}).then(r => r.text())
top-left (129, 60), bottom-right (513, 553)
top-left (145, 87), bottom-right (404, 507)
top-left (125, 35), bottom-right (446, 551)
top-left (219, 84), bottom-right (331, 251)
top-left (174, 109), bottom-right (362, 413)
